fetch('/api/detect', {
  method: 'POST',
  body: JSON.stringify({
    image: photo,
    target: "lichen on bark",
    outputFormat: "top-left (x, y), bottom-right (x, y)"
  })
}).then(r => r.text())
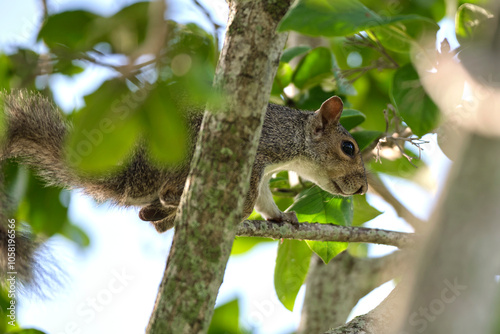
top-left (146, 1), bottom-right (292, 333)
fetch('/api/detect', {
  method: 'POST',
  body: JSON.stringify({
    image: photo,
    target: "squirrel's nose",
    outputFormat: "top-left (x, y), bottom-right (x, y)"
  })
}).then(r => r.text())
top-left (354, 185), bottom-right (367, 195)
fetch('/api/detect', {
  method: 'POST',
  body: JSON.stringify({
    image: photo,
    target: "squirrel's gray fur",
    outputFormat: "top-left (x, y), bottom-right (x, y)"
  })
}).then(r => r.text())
top-left (0, 90), bottom-right (367, 285)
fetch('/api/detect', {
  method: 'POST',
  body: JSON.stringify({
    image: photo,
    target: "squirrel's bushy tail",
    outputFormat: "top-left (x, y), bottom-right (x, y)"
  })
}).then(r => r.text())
top-left (1, 90), bottom-right (78, 188)
top-left (0, 90), bottom-right (67, 290)
top-left (0, 168), bottom-right (39, 289)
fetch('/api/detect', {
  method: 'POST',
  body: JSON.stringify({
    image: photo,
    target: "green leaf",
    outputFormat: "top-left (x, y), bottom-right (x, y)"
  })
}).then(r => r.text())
top-left (11, 329), bottom-right (47, 334)
top-left (269, 171), bottom-right (291, 188)
top-left (370, 18), bottom-right (439, 53)
top-left (61, 222), bottom-right (91, 248)
top-left (339, 109), bottom-right (366, 130)
top-left (53, 59), bottom-right (85, 76)
top-left (0, 53), bottom-right (13, 90)
top-left (348, 242), bottom-right (368, 257)
top-left (307, 240), bottom-right (347, 264)
top-left (0, 288), bottom-right (11, 333)
top-left (289, 187), bottom-right (353, 263)
top-left (390, 63), bottom-right (439, 136)
top-left (272, 62), bottom-right (293, 95)
top-left (7, 49), bottom-right (40, 86)
top-left (94, 2), bottom-right (150, 54)
top-left (39, 3), bottom-right (151, 54)
top-left (0, 91), bottom-right (6, 146)
top-left (351, 130), bottom-right (382, 151)
top-left (358, 0), bottom-right (445, 22)
top-left (331, 54), bottom-right (356, 96)
top-left (231, 237), bottom-right (274, 256)
top-left (455, 4), bottom-right (494, 45)
top-left (292, 47), bottom-right (333, 89)
top-left (140, 83), bottom-right (188, 165)
top-left (296, 85), bottom-right (338, 111)
top-left (352, 194), bottom-right (382, 226)
top-left (38, 10), bottom-right (100, 51)
top-left (290, 187), bottom-right (353, 225)
top-left (67, 79), bottom-right (140, 173)
top-left (345, 73), bottom-right (395, 132)
top-left (165, 21), bottom-right (218, 68)
top-left (208, 299), bottom-right (241, 334)
top-left (281, 46), bottom-right (312, 63)
top-left (274, 239), bottom-right (312, 311)
top-left (14, 170), bottom-right (69, 236)
top-left (278, 0), bottom-right (433, 37)
top-left (3, 162), bottom-right (29, 210)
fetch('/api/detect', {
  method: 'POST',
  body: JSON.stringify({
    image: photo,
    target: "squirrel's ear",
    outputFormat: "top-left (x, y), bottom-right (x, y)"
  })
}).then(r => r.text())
top-left (316, 96), bottom-right (344, 127)
top-left (316, 96), bottom-right (343, 126)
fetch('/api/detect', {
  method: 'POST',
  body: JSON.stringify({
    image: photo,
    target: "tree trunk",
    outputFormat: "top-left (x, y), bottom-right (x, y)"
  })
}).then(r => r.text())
top-left (146, 1), bottom-right (292, 333)
top-left (399, 133), bottom-right (500, 334)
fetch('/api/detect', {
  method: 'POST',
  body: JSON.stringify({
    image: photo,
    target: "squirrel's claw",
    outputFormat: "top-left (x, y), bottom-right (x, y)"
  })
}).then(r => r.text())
top-left (139, 204), bottom-right (169, 222)
top-left (139, 201), bottom-right (177, 233)
top-left (283, 211), bottom-right (299, 225)
top-left (152, 215), bottom-right (176, 233)
top-left (266, 211), bottom-right (299, 225)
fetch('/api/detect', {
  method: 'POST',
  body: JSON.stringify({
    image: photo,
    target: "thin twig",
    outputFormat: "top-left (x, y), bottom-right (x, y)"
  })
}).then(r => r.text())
top-left (376, 135), bottom-right (429, 166)
top-left (41, 52), bottom-right (162, 78)
top-left (40, 0), bottom-right (48, 21)
top-left (341, 33), bottom-right (399, 83)
top-left (371, 104), bottom-right (429, 165)
top-left (370, 31), bottom-right (400, 69)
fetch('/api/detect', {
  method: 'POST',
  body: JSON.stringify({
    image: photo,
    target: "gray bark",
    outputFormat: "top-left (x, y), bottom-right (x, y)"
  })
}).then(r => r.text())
top-left (298, 251), bottom-right (408, 333)
top-left (146, 1), bottom-right (292, 333)
top-left (237, 220), bottom-right (414, 248)
top-left (399, 133), bottom-right (500, 334)
top-left (326, 281), bottom-right (412, 334)
top-left (398, 9), bottom-right (500, 333)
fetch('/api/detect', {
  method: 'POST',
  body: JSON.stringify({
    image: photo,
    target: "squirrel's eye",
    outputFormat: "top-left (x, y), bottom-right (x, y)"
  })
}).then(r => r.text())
top-left (341, 141), bottom-right (355, 157)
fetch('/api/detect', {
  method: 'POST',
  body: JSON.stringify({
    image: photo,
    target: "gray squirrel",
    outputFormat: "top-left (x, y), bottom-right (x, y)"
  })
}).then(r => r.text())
top-left (0, 90), bottom-right (367, 282)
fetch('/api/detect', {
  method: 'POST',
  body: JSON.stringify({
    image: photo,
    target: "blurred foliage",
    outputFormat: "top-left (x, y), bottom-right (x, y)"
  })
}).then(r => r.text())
top-left (1, 1), bottom-right (217, 248)
top-left (278, 0), bottom-right (437, 37)
top-left (0, 0), bottom-right (490, 327)
top-left (208, 298), bottom-right (250, 334)
top-left (455, 3), bottom-right (494, 44)
top-left (455, 2), bottom-right (500, 84)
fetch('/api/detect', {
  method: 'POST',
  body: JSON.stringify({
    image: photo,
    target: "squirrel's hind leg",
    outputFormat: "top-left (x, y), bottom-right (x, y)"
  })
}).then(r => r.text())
top-left (139, 178), bottom-right (184, 233)
top-left (139, 201), bottom-right (177, 233)
top-left (151, 210), bottom-right (176, 233)
top-left (138, 199), bottom-right (171, 221)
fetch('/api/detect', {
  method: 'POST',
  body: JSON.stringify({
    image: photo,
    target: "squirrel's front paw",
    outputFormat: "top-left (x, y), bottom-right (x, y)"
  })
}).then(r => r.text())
top-left (267, 211), bottom-right (299, 224)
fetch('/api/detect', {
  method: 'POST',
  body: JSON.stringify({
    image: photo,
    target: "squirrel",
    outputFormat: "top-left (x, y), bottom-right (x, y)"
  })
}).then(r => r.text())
top-left (0, 90), bottom-right (367, 283)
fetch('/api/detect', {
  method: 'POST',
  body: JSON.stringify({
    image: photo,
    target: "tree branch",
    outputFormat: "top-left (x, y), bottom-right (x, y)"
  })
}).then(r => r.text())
top-left (298, 250), bottom-right (408, 333)
top-left (237, 220), bottom-right (415, 248)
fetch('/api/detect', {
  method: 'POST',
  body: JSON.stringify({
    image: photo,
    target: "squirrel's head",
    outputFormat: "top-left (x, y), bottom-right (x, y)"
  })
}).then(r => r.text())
top-left (300, 96), bottom-right (368, 196)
